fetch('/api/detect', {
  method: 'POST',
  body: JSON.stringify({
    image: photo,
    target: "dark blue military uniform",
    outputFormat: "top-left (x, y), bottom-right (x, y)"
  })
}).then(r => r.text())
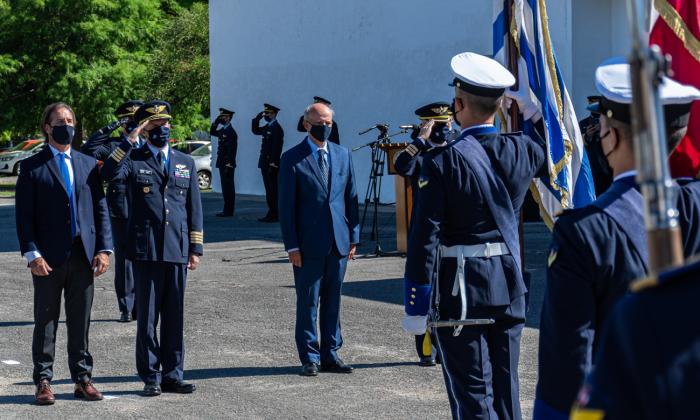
top-left (82, 128), bottom-right (144, 319)
top-left (534, 174), bottom-right (648, 420)
top-left (570, 260), bottom-right (700, 420)
top-left (210, 120), bottom-right (238, 215)
top-left (251, 114), bottom-right (284, 219)
top-left (405, 124), bottom-right (545, 420)
top-left (677, 178), bottom-right (700, 258)
top-left (101, 138), bottom-right (203, 385)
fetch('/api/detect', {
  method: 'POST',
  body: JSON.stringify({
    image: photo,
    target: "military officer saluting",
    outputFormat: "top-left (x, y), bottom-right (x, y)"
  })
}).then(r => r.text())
top-left (534, 58), bottom-right (700, 420)
top-left (251, 103), bottom-right (284, 222)
top-left (101, 100), bottom-right (203, 397)
top-left (82, 100), bottom-right (144, 322)
top-left (394, 102), bottom-right (452, 367)
top-left (403, 52), bottom-right (546, 420)
top-left (296, 96), bottom-right (340, 144)
top-left (210, 107), bottom-right (238, 217)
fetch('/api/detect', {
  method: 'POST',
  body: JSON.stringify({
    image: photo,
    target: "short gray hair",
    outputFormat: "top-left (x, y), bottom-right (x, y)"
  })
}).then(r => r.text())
top-left (303, 103), bottom-right (334, 123)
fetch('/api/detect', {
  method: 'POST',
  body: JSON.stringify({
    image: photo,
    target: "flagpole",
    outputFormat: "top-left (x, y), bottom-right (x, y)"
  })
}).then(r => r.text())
top-left (504, 0), bottom-right (526, 266)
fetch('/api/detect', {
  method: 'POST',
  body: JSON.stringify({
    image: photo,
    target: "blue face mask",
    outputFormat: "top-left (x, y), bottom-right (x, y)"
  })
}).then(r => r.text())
top-left (148, 125), bottom-right (170, 148)
top-left (51, 125), bottom-right (75, 145)
top-left (309, 124), bottom-right (332, 142)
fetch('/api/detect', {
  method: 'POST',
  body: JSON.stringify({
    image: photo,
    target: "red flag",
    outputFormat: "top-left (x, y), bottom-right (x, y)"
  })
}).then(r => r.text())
top-left (650, 0), bottom-right (700, 178)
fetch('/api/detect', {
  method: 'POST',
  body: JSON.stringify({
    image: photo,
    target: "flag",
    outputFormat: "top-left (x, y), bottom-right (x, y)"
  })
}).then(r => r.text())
top-left (650, 0), bottom-right (700, 178)
top-left (493, 0), bottom-right (596, 228)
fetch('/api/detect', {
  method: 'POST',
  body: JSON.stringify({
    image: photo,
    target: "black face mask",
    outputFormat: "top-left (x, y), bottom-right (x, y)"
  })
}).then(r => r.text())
top-left (51, 125), bottom-right (75, 145)
top-left (309, 124), bottom-right (332, 142)
top-left (451, 99), bottom-right (462, 127)
top-left (148, 125), bottom-right (170, 148)
top-left (125, 121), bottom-right (138, 134)
top-left (429, 124), bottom-right (449, 144)
top-left (263, 115), bottom-right (272, 123)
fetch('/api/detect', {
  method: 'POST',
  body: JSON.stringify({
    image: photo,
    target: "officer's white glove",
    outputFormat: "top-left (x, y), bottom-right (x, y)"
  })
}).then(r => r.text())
top-left (402, 314), bottom-right (428, 335)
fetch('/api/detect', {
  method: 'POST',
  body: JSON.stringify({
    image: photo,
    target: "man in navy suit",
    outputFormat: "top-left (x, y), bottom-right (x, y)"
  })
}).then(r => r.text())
top-left (278, 102), bottom-right (360, 376)
top-left (16, 102), bottom-right (112, 405)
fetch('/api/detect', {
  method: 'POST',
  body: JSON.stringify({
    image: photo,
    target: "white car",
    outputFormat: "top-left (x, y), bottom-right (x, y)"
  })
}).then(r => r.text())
top-left (191, 144), bottom-right (212, 189)
top-left (0, 139), bottom-right (45, 175)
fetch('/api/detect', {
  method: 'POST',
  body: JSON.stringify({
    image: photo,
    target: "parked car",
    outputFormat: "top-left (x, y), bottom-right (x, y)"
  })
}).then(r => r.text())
top-left (171, 140), bottom-right (210, 155)
top-left (0, 139), bottom-right (45, 175)
top-left (191, 144), bottom-right (212, 189)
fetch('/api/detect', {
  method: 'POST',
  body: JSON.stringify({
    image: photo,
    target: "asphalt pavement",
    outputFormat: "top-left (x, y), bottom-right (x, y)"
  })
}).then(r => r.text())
top-left (0, 192), bottom-right (551, 419)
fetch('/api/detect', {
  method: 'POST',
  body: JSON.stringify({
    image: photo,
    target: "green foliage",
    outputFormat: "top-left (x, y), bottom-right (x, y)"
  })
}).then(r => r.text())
top-left (0, 0), bottom-right (210, 144)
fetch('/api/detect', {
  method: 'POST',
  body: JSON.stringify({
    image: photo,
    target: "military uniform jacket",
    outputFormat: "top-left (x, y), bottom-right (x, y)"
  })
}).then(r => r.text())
top-left (100, 139), bottom-right (204, 264)
top-left (82, 127), bottom-right (135, 220)
top-left (210, 122), bottom-right (238, 169)
top-left (535, 175), bottom-right (648, 418)
top-left (404, 125), bottom-right (544, 315)
top-left (251, 116), bottom-right (284, 169)
top-left (677, 178), bottom-right (700, 258)
top-left (573, 260), bottom-right (700, 420)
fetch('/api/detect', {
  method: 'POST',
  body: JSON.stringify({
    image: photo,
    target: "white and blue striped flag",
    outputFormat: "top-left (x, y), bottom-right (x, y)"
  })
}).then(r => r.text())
top-left (493, 0), bottom-right (596, 228)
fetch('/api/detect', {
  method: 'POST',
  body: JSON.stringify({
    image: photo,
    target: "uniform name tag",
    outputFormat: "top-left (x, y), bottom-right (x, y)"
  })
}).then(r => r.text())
top-left (139, 169), bottom-right (153, 175)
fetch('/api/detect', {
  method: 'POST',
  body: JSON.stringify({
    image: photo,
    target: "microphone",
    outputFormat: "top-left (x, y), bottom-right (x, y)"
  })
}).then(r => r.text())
top-left (358, 123), bottom-right (389, 135)
top-left (399, 124), bottom-right (419, 130)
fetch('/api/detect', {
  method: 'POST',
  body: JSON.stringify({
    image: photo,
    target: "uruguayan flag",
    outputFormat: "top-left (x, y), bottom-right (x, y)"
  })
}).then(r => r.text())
top-left (493, 0), bottom-right (596, 228)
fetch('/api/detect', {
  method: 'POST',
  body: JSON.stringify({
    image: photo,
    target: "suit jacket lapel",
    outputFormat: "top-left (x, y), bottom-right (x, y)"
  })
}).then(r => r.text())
top-left (328, 144), bottom-right (339, 197)
top-left (71, 150), bottom-right (87, 202)
top-left (302, 139), bottom-right (328, 195)
top-left (44, 147), bottom-right (69, 196)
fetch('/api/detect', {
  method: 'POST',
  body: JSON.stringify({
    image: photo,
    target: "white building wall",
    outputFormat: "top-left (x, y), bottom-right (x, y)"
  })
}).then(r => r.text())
top-left (209, 0), bottom-right (633, 199)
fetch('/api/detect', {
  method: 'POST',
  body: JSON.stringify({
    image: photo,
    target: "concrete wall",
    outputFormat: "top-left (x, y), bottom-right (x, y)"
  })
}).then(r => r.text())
top-left (209, 0), bottom-right (631, 199)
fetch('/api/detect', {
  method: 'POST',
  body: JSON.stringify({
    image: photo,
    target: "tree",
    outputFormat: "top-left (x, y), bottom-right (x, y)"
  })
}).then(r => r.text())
top-left (144, 2), bottom-right (210, 141)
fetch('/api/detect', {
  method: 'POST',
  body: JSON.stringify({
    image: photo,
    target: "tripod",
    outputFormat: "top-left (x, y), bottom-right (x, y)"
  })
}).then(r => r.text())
top-left (353, 126), bottom-right (408, 257)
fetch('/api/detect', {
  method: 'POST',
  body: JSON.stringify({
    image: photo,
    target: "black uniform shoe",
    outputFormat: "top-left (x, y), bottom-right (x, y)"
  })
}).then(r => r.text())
top-left (418, 356), bottom-right (436, 367)
top-left (258, 215), bottom-right (271, 222)
top-left (320, 359), bottom-right (354, 374)
top-left (143, 383), bottom-right (161, 397)
top-left (119, 312), bottom-right (132, 323)
top-left (216, 212), bottom-right (233, 217)
top-left (161, 381), bottom-right (196, 394)
top-left (264, 216), bottom-right (279, 223)
top-left (300, 363), bottom-right (318, 377)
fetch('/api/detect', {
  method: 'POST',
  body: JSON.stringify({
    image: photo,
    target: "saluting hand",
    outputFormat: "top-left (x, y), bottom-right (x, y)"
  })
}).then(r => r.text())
top-left (418, 119), bottom-right (435, 141)
top-left (288, 250), bottom-right (302, 268)
top-left (29, 257), bottom-right (52, 277)
top-left (91, 252), bottom-right (110, 277)
top-left (127, 121), bottom-right (149, 145)
top-left (188, 253), bottom-right (200, 270)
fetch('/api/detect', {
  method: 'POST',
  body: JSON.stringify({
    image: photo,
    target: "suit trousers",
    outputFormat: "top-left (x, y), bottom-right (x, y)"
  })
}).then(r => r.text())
top-left (434, 296), bottom-right (526, 420)
top-left (32, 239), bottom-right (94, 385)
top-left (261, 167), bottom-right (278, 218)
top-left (293, 247), bottom-right (348, 365)
top-left (133, 261), bottom-right (187, 384)
top-left (111, 217), bottom-right (135, 315)
top-left (219, 166), bottom-right (236, 215)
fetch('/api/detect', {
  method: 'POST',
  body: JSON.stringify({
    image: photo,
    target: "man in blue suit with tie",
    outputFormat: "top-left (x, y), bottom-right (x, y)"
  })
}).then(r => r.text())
top-left (16, 102), bottom-right (112, 405)
top-left (278, 102), bottom-right (360, 377)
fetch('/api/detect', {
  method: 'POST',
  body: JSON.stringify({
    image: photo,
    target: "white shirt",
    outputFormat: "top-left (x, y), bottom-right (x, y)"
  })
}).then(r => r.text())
top-left (460, 123), bottom-right (496, 135)
top-left (613, 170), bottom-right (637, 183)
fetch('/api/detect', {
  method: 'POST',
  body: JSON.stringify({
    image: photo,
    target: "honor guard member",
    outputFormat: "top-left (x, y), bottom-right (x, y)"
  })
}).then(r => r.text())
top-left (210, 107), bottom-right (238, 217)
top-left (534, 58), bottom-right (700, 420)
top-left (296, 96), bottom-right (340, 144)
top-left (571, 259), bottom-right (700, 420)
top-left (393, 102), bottom-right (452, 367)
top-left (82, 99), bottom-right (144, 322)
top-left (252, 103), bottom-right (284, 222)
top-left (101, 100), bottom-right (203, 397)
top-left (403, 52), bottom-right (547, 420)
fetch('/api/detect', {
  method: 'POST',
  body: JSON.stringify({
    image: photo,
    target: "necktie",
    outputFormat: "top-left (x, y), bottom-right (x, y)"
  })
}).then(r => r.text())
top-left (58, 153), bottom-right (77, 238)
top-left (318, 149), bottom-right (329, 188)
top-left (158, 150), bottom-right (168, 173)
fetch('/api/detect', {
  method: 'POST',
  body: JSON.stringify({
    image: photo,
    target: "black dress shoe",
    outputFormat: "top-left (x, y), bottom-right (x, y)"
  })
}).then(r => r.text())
top-left (258, 215), bottom-right (271, 222)
top-left (216, 212), bottom-right (233, 217)
top-left (264, 216), bottom-right (279, 223)
top-left (143, 383), bottom-right (161, 397)
top-left (118, 312), bottom-right (132, 323)
top-left (320, 359), bottom-right (354, 374)
top-left (300, 362), bottom-right (318, 377)
top-left (418, 356), bottom-right (436, 367)
top-left (161, 381), bottom-right (196, 394)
